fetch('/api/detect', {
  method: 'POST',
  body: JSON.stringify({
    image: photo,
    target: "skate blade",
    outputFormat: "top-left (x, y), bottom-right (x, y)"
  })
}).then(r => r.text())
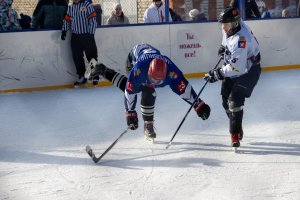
top-left (233, 147), bottom-right (239, 153)
top-left (86, 145), bottom-right (94, 158)
top-left (144, 135), bottom-right (155, 144)
top-left (92, 82), bottom-right (99, 87)
top-left (82, 83), bottom-right (88, 88)
top-left (74, 83), bottom-right (88, 88)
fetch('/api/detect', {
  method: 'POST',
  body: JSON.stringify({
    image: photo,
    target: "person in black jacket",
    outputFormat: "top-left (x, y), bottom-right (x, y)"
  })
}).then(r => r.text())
top-left (19, 13), bottom-right (32, 29)
top-left (189, 9), bottom-right (207, 22)
top-left (93, 3), bottom-right (102, 26)
top-left (169, 8), bottom-right (182, 22)
top-left (31, 0), bottom-right (68, 30)
top-left (230, 0), bottom-right (261, 19)
top-left (297, 0), bottom-right (300, 17)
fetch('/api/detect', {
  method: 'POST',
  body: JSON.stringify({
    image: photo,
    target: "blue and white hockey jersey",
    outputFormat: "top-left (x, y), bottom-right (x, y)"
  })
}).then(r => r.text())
top-left (125, 44), bottom-right (198, 111)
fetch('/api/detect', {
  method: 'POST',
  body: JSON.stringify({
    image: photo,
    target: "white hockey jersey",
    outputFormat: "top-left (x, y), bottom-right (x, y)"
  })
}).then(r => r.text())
top-left (220, 21), bottom-right (260, 78)
top-left (143, 3), bottom-right (172, 23)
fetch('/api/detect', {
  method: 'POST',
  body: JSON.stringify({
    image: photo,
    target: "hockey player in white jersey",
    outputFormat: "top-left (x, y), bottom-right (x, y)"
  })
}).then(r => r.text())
top-left (204, 7), bottom-right (261, 149)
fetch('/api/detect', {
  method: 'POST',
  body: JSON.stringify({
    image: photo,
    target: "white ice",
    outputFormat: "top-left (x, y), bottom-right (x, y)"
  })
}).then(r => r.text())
top-left (0, 69), bottom-right (300, 200)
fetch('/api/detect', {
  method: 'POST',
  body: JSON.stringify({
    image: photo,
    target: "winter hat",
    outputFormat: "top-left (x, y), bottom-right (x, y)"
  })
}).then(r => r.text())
top-left (114, 3), bottom-right (122, 10)
top-left (189, 9), bottom-right (200, 18)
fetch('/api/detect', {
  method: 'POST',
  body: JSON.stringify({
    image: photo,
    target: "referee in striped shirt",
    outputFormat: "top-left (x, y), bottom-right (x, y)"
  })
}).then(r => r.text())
top-left (61, 0), bottom-right (98, 87)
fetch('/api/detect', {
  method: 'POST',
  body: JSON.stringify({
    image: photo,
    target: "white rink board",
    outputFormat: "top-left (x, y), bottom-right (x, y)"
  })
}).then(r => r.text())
top-left (169, 18), bottom-right (300, 73)
top-left (169, 22), bottom-right (222, 74)
top-left (95, 25), bottom-right (171, 73)
top-left (0, 31), bottom-right (75, 90)
top-left (0, 18), bottom-right (299, 91)
top-left (247, 18), bottom-right (300, 67)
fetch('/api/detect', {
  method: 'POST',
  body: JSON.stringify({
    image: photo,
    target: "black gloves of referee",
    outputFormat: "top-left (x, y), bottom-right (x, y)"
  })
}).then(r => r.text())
top-left (61, 31), bottom-right (67, 40)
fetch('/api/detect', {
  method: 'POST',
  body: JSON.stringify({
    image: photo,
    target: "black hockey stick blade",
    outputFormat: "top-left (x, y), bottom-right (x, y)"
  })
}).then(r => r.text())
top-left (86, 145), bottom-right (99, 163)
top-left (166, 141), bottom-right (172, 149)
top-left (165, 58), bottom-right (222, 149)
top-left (86, 126), bottom-right (131, 163)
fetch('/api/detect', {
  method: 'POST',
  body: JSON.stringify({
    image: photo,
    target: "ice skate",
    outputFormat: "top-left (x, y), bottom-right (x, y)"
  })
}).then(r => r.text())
top-left (231, 133), bottom-right (240, 152)
top-left (74, 76), bottom-right (87, 88)
top-left (84, 58), bottom-right (97, 79)
top-left (86, 63), bottom-right (107, 80)
top-left (92, 79), bottom-right (99, 87)
top-left (238, 127), bottom-right (243, 141)
top-left (144, 121), bottom-right (156, 143)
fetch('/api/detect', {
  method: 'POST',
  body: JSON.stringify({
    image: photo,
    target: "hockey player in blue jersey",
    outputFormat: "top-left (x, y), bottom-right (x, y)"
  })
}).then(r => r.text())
top-left (204, 7), bottom-right (261, 149)
top-left (85, 44), bottom-right (211, 141)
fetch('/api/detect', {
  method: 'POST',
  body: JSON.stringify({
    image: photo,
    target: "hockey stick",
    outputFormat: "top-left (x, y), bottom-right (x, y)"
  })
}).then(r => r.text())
top-left (86, 126), bottom-right (132, 163)
top-left (166, 58), bottom-right (222, 149)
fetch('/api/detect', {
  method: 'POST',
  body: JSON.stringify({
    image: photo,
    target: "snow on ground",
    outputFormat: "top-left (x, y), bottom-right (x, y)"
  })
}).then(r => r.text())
top-left (0, 69), bottom-right (300, 200)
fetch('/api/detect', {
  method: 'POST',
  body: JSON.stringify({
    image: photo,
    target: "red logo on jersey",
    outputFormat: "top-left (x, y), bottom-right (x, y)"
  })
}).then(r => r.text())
top-left (177, 81), bottom-right (186, 93)
top-left (134, 68), bottom-right (141, 77)
top-left (126, 81), bottom-right (134, 92)
top-left (238, 41), bottom-right (246, 48)
top-left (238, 36), bottom-right (246, 48)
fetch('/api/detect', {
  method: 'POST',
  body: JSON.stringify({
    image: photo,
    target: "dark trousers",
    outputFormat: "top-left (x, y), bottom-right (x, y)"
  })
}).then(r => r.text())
top-left (104, 67), bottom-right (156, 121)
top-left (221, 64), bottom-right (261, 133)
top-left (71, 33), bottom-right (98, 77)
top-left (140, 86), bottom-right (156, 121)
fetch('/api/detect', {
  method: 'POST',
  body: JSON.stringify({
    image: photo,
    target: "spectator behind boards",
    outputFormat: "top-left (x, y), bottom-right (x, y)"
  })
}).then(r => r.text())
top-left (297, 1), bottom-right (300, 16)
top-left (281, 8), bottom-right (290, 17)
top-left (93, 3), bottom-right (102, 26)
top-left (169, 8), bottom-right (182, 22)
top-left (230, 0), bottom-right (261, 18)
top-left (19, 13), bottom-right (32, 29)
top-left (143, 0), bottom-right (173, 23)
top-left (260, 5), bottom-right (271, 18)
top-left (0, 0), bottom-right (22, 31)
top-left (189, 9), bottom-right (207, 22)
top-left (61, 0), bottom-right (99, 88)
top-left (106, 3), bottom-right (129, 25)
top-left (31, 0), bottom-right (68, 30)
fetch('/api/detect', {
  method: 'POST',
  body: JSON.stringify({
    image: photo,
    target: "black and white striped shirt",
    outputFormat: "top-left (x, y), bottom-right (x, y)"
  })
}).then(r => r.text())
top-left (62, 0), bottom-right (97, 34)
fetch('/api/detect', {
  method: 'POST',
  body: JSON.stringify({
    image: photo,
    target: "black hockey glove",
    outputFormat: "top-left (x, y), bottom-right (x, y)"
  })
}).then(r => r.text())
top-left (61, 30), bottom-right (67, 40)
top-left (204, 68), bottom-right (223, 83)
top-left (218, 45), bottom-right (226, 59)
top-left (126, 110), bottom-right (138, 130)
top-left (194, 99), bottom-right (210, 120)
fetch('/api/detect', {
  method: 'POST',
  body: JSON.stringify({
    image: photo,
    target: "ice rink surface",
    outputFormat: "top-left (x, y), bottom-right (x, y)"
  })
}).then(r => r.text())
top-left (1, 69), bottom-right (300, 200)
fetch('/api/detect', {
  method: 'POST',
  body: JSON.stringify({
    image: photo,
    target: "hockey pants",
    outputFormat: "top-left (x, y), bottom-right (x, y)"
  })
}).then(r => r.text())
top-left (221, 63), bottom-right (261, 134)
